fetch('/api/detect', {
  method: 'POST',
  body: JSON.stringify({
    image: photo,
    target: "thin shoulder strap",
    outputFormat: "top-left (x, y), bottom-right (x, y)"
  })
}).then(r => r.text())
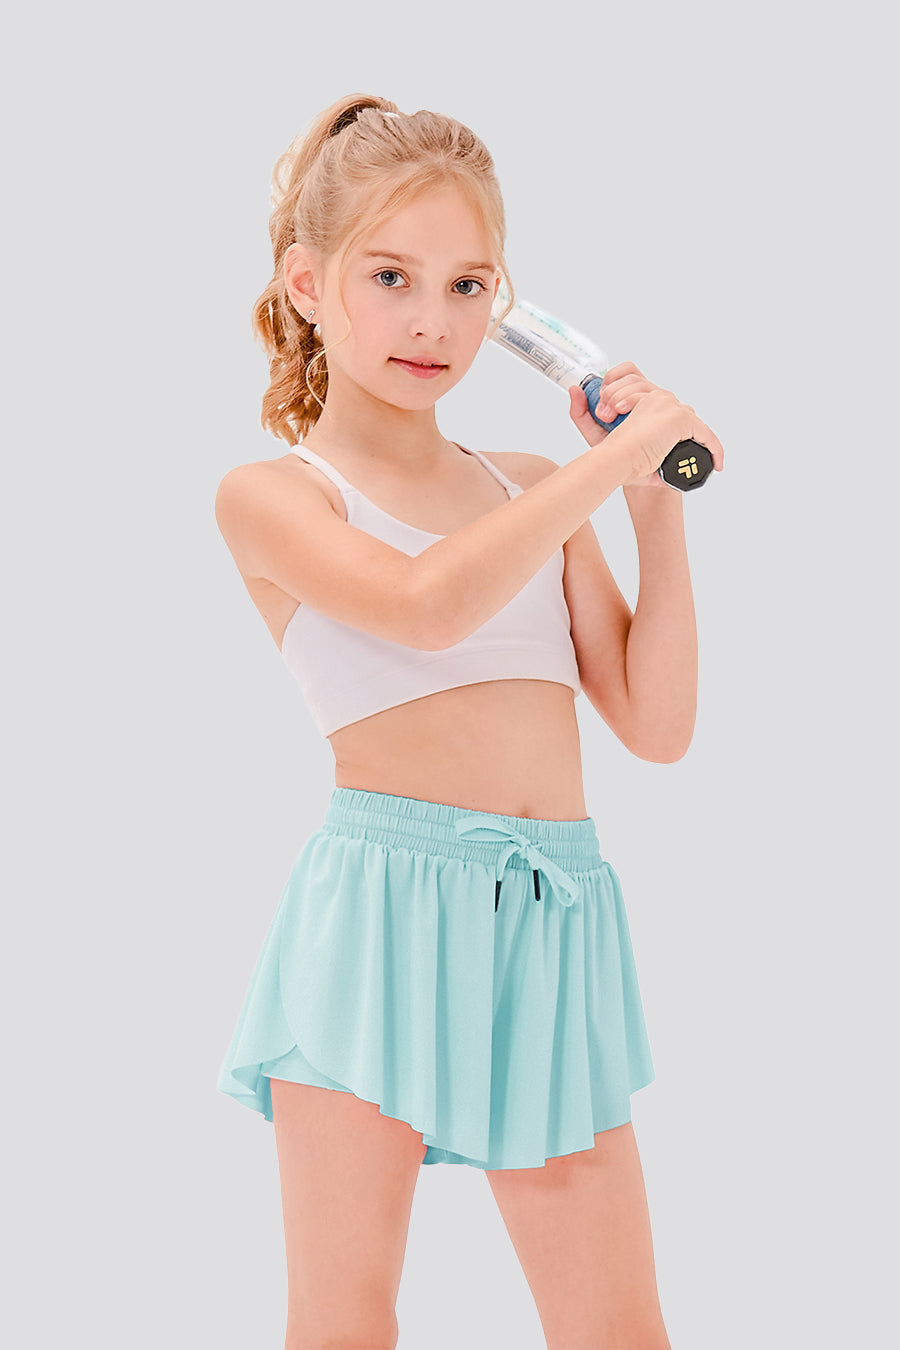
top-left (294, 442), bottom-right (522, 500)
top-left (459, 445), bottom-right (523, 498)
top-left (291, 446), bottom-right (358, 495)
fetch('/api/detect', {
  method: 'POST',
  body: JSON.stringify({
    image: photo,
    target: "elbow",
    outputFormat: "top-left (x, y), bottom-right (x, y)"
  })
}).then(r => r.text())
top-left (409, 625), bottom-right (448, 652)
top-left (410, 614), bottom-right (463, 651)
top-left (406, 568), bottom-right (468, 651)
top-left (588, 682), bottom-right (697, 763)
top-left (634, 738), bottom-right (693, 764)
top-left (623, 713), bottom-right (696, 764)
top-left (403, 602), bottom-right (457, 651)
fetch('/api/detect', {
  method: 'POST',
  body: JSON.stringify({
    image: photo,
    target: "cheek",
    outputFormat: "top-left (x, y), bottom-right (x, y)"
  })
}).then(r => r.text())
top-left (344, 296), bottom-right (393, 352)
top-left (461, 303), bottom-right (494, 347)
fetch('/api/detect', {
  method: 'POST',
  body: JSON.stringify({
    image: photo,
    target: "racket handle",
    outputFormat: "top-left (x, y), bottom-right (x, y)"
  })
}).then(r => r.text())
top-left (582, 375), bottom-right (714, 492)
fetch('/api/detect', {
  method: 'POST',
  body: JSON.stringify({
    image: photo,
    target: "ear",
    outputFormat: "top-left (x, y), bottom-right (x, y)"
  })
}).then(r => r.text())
top-left (283, 243), bottom-right (321, 319)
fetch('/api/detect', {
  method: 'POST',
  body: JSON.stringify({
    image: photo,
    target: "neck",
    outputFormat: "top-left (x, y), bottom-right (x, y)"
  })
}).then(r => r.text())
top-left (301, 370), bottom-right (455, 471)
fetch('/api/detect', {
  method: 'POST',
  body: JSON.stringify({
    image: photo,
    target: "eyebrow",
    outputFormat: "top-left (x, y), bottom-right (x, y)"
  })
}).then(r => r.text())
top-left (362, 250), bottom-right (495, 271)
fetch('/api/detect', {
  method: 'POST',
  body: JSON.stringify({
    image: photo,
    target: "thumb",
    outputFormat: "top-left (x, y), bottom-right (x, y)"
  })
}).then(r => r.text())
top-left (568, 384), bottom-right (608, 446)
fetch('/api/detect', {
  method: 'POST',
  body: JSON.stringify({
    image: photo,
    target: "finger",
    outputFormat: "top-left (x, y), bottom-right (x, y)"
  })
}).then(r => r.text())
top-left (594, 373), bottom-right (636, 417)
top-left (602, 360), bottom-right (644, 383)
top-left (601, 367), bottom-right (658, 407)
top-left (568, 385), bottom-right (608, 444)
top-left (601, 393), bottom-right (650, 417)
top-left (568, 383), bottom-right (588, 417)
top-left (687, 419), bottom-right (725, 471)
top-left (587, 382), bottom-right (624, 426)
top-left (707, 432), bottom-right (725, 471)
top-left (569, 383), bottom-right (601, 428)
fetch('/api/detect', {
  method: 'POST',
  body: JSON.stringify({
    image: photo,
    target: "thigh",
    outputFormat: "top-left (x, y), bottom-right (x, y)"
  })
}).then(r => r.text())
top-left (270, 1076), bottom-right (427, 1346)
top-left (484, 1122), bottom-right (670, 1350)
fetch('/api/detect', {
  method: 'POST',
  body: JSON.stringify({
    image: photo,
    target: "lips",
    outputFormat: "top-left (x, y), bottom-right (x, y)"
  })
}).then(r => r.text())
top-left (390, 357), bottom-right (448, 379)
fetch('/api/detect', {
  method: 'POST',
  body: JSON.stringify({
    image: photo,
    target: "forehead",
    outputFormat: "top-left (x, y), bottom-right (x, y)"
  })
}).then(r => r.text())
top-left (351, 187), bottom-right (496, 265)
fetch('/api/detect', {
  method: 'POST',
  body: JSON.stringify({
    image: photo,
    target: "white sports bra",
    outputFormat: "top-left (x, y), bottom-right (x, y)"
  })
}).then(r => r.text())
top-left (281, 444), bottom-right (582, 737)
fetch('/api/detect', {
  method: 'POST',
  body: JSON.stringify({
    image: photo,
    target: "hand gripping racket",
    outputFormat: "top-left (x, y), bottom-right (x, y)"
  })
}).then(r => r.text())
top-left (488, 287), bottom-right (714, 491)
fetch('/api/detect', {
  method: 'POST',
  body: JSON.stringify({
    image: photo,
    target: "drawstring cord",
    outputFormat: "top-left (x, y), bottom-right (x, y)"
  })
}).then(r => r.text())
top-left (453, 816), bottom-right (581, 912)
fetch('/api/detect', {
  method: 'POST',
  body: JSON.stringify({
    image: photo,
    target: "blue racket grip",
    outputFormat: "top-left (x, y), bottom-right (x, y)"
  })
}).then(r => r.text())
top-left (582, 375), bottom-right (628, 433)
top-left (581, 375), bottom-right (713, 492)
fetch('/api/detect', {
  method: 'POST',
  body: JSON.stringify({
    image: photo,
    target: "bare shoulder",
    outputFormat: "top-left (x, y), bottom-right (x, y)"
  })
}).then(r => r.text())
top-left (215, 451), bottom-right (340, 539)
top-left (216, 450), bottom-right (304, 504)
top-left (481, 450), bottom-right (560, 490)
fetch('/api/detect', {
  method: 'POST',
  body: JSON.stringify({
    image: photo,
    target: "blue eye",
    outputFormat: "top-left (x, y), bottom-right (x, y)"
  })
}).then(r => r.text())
top-left (376, 269), bottom-right (406, 288)
top-left (454, 278), bottom-right (485, 296)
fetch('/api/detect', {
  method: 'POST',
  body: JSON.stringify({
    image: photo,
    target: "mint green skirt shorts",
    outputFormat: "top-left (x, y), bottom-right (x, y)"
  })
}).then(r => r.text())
top-left (217, 787), bottom-right (655, 1170)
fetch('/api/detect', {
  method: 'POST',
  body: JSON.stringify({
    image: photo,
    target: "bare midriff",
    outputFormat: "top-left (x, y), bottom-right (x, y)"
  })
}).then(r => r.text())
top-left (243, 451), bottom-right (589, 822)
top-left (326, 678), bottom-right (587, 821)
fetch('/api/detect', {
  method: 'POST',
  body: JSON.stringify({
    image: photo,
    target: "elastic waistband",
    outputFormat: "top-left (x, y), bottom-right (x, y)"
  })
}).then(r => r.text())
top-left (323, 787), bottom-right (604, 873)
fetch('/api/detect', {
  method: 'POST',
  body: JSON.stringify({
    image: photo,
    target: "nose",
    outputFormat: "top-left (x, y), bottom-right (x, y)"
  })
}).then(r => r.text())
top-left (407, 291), bottom-right (450, 341)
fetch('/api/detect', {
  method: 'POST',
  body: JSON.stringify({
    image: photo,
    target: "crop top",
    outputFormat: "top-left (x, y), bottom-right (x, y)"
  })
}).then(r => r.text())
top-left (281, 444), bottom-right (582, 736)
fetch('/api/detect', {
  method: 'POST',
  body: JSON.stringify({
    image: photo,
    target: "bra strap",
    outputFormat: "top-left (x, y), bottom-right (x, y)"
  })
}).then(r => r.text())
top-left (294, 443), bottom-right (523, 500)
top-left (460, 445), bottom-right (523, 499)
top-left (291, 446), bottom-right (358, 496)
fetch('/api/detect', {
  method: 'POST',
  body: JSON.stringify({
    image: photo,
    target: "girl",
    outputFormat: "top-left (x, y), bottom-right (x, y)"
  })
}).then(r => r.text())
top-left (216, 93), bottom-right (723, 1350)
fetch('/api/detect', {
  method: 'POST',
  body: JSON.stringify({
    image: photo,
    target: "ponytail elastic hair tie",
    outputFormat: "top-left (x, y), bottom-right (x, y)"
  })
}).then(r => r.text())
top-left (331, 107), bottom-right (402, 137)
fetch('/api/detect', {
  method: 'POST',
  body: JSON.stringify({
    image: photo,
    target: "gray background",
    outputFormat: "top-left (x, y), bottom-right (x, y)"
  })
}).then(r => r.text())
top-left (4, 1), bottom-right (896, 1346)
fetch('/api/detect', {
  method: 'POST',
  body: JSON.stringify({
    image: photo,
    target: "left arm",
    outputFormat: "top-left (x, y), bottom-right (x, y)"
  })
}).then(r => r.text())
top-left (564, 364), bottom-right (719, 760)
top-left (563, 484), bottom-right (697, 762)
top-left (494, 363), bottom-right (720, 762)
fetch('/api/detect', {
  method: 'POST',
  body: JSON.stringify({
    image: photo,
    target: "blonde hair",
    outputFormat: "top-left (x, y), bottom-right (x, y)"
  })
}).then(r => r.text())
top-left (252, 93), bottom-right (513, 444)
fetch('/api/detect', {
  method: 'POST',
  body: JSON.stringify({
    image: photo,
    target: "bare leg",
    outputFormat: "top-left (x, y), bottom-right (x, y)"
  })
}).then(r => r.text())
top-left (485, 1121), bottom-right (671, 1350)
top-left (269, 1077), bottom-right (427, 1350)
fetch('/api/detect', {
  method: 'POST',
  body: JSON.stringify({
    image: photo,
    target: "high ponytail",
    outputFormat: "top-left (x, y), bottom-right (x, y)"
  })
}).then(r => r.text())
top-left (251, 94), bottom-right (511, 444)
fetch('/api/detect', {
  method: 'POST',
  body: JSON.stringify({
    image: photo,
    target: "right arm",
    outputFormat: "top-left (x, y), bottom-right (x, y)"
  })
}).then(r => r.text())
top-left (214, 390), bottom-right (719, 651)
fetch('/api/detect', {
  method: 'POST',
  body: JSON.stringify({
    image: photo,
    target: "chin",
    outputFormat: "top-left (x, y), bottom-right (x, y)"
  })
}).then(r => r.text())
top-left (374, 377), bottom-right (457, 412)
